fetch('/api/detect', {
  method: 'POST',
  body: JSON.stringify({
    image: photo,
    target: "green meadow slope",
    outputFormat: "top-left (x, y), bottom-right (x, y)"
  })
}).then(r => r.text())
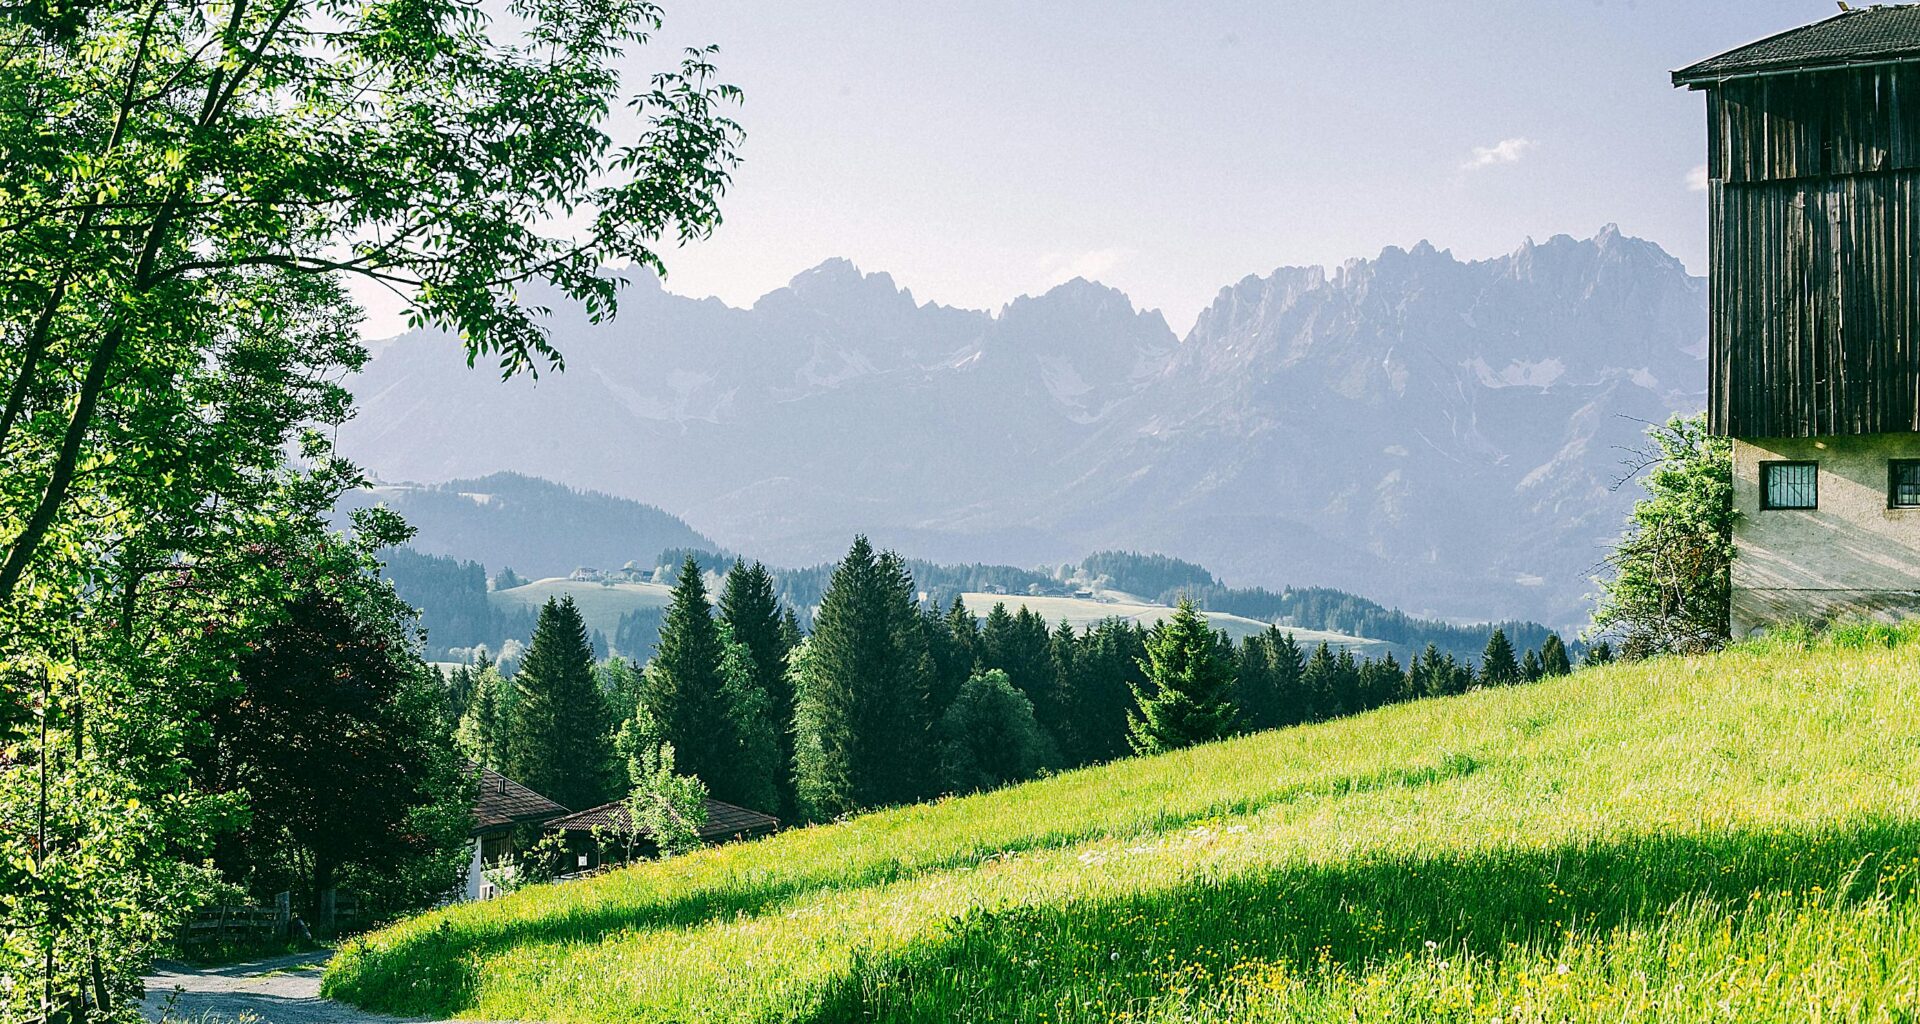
top-left (326, 629), bottom-right (1920, 1023)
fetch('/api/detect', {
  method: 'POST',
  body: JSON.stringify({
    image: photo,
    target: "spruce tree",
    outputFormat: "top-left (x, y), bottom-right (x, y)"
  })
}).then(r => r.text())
top-left (719, 560), bottom-right (796, 813)
top-left (1479, 628), bottom-right (1521, 687)
top-left (1360, 653), bottom-right (1402, 711)
top-left (1521, 648), bottom-right (1543, 682)
top-left (455, 662), bottom-right (512, 769)
top-left (945, 596), bottom-right (981, 668)
top-left (642, 556), bottom-right (729, 790)
top-left (506, 597), bottom-right (617, 810)
top-left (1266, 629), bottom-right (1308, 726)
top-left (1413, 643), bottom-right (1455, 698)
top-left (1045, 619), bottom-right (1081, 761)
top-left (979, 606), bottom-right (1060, 750)
top-left (1332, 649), bottom-right (1362, 716)
top-left (790, 538), bottom-right (935, 819)
top-left (1582, 640), bottom-right (1614, 667)
top-left (1302, 642), bottom-right (1339, 722)
top-left (1540, 633), bottom-right (1574, 677)
top-left (1073, 619), bottom-right (1147, 763)
top-left (1127, 601), bottom-right (1238, 754)
top-left (706, 624), bottom-right (782, 813)
top-left (921, 603), bottom-right (972, 721)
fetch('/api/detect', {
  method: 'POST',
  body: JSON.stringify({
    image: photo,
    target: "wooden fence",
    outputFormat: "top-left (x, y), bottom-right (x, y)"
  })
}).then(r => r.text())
top-left (179, 889), bottom-right (366, 949)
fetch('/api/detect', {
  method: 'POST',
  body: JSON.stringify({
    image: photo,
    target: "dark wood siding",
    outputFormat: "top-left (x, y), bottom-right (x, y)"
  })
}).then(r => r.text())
top-left (1705, 65), bottom-right (1920, 437)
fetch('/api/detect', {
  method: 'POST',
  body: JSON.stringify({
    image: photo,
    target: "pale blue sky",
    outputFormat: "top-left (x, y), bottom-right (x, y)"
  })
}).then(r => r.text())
top-left (357, 1), bottom-right (1831, 336)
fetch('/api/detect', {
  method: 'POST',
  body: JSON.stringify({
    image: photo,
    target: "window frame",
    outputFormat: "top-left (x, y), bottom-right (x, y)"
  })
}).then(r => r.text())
top-left (1759, 460), bottom-right (1819, 511)
top-left (1891, 459), bottom-right (1920, 509)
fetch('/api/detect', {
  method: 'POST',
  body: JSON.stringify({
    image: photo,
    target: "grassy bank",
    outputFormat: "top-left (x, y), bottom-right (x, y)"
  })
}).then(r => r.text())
top-left (325, 627), bottom-right (1920, 1022)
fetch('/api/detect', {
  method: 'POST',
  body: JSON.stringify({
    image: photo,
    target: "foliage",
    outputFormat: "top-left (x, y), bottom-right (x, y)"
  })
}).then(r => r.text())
top-left (935, 671), bottom-right (1054, 794)
top-left (608, 705), bottom-right (710, 861)
top-left (790, 538), bottom-right (934, 820)
top-left (505, 598), bottom-right (618, 812)
top-left (1479, 628), bottom-right (1521, 687)
top-left (1235, 627), bottom-right (1307, 731)
top-left (327, 633), bottom-right (1920, 1023)
top-left (704, 625), bottom-right (782, 813)
top-left (639, 556), bottom-right (729, 788)
top-left (2, 0), bottom-right (740, 1010)
top-left (719, 561), bottom-right (797, 815)
top-left (1540, 633), bottom-right (1573, 677)
top-left (380, 547), bottom-right (533, 660)
top-left (1128, 601), bottom-right (1237, 754)
top-left (194, 536), bottom-right (472, 920)
top-left (1078, 550), bottom-right (1217, 596)
top-left (1590, 414), bottom-right (1735, 658)
top-left (454, 661), bottom-right (513, 770)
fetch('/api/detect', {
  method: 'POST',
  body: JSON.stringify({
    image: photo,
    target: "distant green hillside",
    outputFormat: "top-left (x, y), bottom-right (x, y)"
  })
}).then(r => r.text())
top-left (339, 472), bottom-right (714, 580)
top-left (325, 628), bottom-right (1920, 1023)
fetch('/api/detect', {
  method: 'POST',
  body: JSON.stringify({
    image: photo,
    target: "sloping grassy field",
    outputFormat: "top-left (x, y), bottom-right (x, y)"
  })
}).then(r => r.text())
top-left (326, 627), bottom-right (1920, 1022)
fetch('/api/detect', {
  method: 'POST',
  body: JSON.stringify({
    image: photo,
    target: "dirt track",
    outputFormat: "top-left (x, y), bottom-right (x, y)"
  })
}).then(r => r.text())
top-left (141, 950), bottom-right (446, 1024)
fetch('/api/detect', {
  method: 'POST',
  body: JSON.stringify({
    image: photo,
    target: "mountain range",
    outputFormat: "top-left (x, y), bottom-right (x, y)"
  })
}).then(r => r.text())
top-left (339, 226), bottom-right (1706, 627)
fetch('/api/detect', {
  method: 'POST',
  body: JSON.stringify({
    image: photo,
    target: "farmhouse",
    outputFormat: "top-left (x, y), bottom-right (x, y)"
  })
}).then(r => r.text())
top-left (545, 797), bottom-right (780, 871)
top-left (1676, 6), bottom-right (1920, 635)
top-left (466, 764), bottom-right (568, 901)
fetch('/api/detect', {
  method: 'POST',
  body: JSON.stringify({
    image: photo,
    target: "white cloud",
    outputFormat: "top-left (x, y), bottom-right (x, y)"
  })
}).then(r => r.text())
top-left (1037, 248), bottom-right (1130, 288)
top-left (1686, 164), bottom-right (1710, 191)
top-left (1461, 137), bottom-right (1535, 171)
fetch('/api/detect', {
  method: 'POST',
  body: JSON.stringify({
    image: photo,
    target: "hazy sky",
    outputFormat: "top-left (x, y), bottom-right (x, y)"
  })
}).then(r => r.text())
top-left (354, 1), bottom-right (1830, 336)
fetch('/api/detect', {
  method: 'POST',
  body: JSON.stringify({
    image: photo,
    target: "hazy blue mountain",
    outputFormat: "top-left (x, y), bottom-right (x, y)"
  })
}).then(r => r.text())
top-left (340, 227), bottom-right (1705, 627)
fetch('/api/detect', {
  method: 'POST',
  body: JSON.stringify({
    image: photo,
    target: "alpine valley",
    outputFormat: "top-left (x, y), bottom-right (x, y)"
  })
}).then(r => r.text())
top-left (341, 226), bottom-right (1705, 627)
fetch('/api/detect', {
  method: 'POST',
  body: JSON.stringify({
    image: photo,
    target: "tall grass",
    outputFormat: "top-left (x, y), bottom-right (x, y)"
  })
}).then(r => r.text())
top-left (325, 633), bottom-right (1920, 1022)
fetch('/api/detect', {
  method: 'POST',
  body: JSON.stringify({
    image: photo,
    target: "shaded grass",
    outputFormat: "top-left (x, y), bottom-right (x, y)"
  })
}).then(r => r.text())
top-left (325, 636), bottom-right (1920, 1022)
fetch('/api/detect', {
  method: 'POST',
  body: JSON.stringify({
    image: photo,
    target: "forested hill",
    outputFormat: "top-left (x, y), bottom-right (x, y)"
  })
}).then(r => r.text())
top-left (336, 472), bottom-right (715, 579)
top-left (383, 540), bottom-right (1558, 666)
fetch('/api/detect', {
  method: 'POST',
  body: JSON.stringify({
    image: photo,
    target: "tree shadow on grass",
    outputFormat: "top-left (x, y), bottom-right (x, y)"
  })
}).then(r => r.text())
top-left (802, 816), bottom-right (1920, 1023)
top-left (327, 754), bottom-right (1488, 1016)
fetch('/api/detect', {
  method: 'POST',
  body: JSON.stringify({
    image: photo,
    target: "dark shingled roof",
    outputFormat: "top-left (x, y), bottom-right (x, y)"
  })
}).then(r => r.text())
top-left (1675, 5), bottom-right (1920, 86)
top-left (545, 797), bottom-right (780, 843)
top-left (470, 764), bottom-right (568, 836)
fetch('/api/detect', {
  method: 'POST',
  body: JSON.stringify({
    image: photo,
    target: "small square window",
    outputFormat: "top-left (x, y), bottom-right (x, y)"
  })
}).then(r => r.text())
top-left (1892, 460), bottom-right (1920, 508)
top-left (1761, 461), bottom-right (1818, 510)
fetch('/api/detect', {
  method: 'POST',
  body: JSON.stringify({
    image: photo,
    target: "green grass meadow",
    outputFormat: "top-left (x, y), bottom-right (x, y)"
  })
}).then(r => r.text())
top-left (325, 627), bottom-right (1920, 1022)
top-left (489, 578), bottom-right (674, 639)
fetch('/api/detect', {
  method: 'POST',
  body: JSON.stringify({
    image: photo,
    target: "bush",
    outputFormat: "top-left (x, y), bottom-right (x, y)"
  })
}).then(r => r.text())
top-left (1589, 414), bottom-right (1734, 658)
top-left (936, 671), bottom-right (1054, 794)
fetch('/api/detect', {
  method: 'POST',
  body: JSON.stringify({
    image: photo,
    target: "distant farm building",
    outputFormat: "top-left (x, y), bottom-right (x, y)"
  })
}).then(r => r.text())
top-left (1676, 7), bottom-right (1920, 633)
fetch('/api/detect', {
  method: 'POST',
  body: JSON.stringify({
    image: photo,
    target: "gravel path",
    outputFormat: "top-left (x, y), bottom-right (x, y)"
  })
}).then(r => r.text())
top-left (141, 950), bottom-right (444, 1024)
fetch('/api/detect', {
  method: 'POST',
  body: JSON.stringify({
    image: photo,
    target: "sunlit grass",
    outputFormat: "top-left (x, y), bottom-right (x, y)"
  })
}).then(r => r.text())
top-left (324, 630), bottom-right (1920, 1022)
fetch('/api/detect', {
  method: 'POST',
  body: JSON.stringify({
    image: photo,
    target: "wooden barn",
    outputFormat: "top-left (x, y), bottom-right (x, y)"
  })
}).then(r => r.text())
top-left (1675, 6), bottom-right (1920, 634)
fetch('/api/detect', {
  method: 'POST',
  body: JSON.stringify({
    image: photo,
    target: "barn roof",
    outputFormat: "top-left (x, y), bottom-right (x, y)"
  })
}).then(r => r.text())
top-left (546, 797), bottom-right (780, 842)
top-left (1675, 6), bottom-right (1920, 86)
top-left (470, 764), bottom-right (568, 836)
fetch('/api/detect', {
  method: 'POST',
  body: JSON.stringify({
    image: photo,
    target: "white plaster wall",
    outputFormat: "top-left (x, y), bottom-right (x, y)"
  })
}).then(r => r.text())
top-left (464, 837), bottom-right (484, 902)
top-left (1731, 434), bottom-right (1920, 634)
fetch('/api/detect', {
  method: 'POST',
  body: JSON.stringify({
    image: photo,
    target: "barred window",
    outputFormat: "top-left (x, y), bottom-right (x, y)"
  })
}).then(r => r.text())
top-left (1892, 460), bottom-right (1920, 508)
top-left (1761, 461), bottom-right (1818, 510)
